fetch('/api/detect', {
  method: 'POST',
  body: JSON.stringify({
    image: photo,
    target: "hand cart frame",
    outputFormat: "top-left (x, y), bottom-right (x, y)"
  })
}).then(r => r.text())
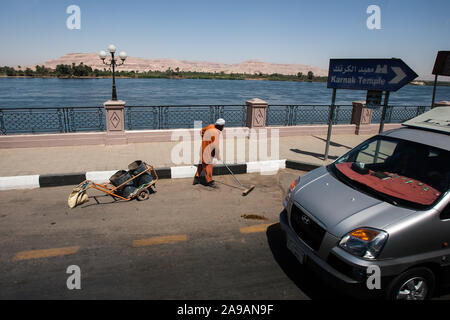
top-left (75, 163), bottom-right (158, 202)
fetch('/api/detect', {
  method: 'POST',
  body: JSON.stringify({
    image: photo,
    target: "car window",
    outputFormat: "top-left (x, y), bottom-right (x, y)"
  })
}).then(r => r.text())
top-left (355, 140), bottom-right (396, 165)
top-left (334, 137), bottom-right (450, 209)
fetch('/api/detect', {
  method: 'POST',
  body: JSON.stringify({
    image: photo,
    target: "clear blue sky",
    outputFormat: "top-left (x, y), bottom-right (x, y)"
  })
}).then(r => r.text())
top-left (1, 0), bottom-right (449, 78)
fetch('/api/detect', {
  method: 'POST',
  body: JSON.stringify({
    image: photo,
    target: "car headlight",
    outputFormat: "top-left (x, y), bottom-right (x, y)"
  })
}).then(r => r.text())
top-left (284, 176), bottom-right (301, 207)
top-left (339, 228), bottom-right (388, 259)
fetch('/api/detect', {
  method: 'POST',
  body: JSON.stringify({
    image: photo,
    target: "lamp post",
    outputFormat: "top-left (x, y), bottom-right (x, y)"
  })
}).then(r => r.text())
top-left (99, 45), bottom-right (127, 101)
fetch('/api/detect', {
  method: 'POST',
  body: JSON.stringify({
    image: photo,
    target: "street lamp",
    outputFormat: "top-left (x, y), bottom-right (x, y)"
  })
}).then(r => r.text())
top-left (99, 45), bottom-right (127, 101)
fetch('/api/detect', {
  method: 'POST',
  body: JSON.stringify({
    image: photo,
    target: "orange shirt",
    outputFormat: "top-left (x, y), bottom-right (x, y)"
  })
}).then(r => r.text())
top-left (200, 124), bottom-right (220, 163)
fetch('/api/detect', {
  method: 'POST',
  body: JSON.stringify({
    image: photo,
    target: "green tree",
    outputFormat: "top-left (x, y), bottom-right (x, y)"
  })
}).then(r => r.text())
top-left (56, 64), bottom-right (71, 76)
top-left (307, 71), bottom-right (314, 80)
top-left (6, 66), bottom-right (16, 76)
top-left (25, 68), bottom-right (34, 77)
top-left (36, 65), bottom-right (50, 75)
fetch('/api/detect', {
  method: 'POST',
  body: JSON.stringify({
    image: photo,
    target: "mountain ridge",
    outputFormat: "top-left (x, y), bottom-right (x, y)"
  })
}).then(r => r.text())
top-left (29, 53), bottom-right (328, 76)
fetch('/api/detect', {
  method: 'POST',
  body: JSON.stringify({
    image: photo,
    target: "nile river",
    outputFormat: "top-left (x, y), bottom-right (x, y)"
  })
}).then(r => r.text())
top-left (0, 78), bottom-right (449, 108)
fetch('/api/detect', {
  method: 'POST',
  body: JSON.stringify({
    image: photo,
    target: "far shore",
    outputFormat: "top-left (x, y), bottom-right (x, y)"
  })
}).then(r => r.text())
top-left (0, 74), bottom-right (449, 86)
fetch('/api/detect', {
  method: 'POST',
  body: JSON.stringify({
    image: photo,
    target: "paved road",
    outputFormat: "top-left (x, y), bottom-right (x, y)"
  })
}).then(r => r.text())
top-left (1, 169), bottom-right (448, 300)
top-left (0, 169), bottom-right (329, 299)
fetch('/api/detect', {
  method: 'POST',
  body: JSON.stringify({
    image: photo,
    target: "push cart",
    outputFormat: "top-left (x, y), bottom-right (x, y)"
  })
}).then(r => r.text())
top-left (68, 161), bottom-right (158, 208)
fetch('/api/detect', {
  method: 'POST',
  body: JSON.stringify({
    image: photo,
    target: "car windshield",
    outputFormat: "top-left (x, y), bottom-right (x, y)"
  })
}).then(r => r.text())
top-left (332, 136), bottom-right (450, 209)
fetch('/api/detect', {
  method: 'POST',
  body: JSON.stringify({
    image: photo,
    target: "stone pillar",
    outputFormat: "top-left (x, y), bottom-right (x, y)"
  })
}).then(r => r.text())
top-left (434, 101), bottom-right (450, 107)
top-left (246, 98), bottom-right (268, 128)
top-left (351, 100), bottom-right (373, 135)
top-left (104, 99), bottom-right (127, 145)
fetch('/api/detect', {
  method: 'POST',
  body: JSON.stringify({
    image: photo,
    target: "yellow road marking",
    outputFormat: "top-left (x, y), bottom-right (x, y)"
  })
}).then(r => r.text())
top-left (13, 246), bottom-right (80, 261)
top-left (133, 234), bottom-right (188, 247)
top-left (240, 223), bottom-right (274, 234)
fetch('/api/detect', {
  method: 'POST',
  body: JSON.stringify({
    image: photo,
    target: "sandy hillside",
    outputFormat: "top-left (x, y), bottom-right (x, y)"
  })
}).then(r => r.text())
top-left (33, 53), bottom-right (328, 76)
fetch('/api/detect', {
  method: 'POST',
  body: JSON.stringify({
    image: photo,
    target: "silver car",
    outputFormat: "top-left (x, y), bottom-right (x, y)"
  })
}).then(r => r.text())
top-left (281, 108), bottom-right (450, 300)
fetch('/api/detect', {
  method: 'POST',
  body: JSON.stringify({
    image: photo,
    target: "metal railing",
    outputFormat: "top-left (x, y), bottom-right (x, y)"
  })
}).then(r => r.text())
top-left (124, 105), bottom-right (247, 130)
top-left (267, 104), bottom-right (354, 126)
top-left (0, 104), bottom-right (431, 135)
top-left (0, 106), bottom-right (105, 135)
top-left (371, 105), bottom-right (430, 123)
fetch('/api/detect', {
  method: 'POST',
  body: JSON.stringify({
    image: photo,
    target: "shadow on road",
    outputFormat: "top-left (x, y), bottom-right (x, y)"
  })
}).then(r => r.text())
top-left (289, 148), bottom-right (338, 161)
top-left (77, 188), bottom-right (157, 208)
top-left (312, 136), bottom-right (353, 150)
top-left (266, 221), bottom-right (351, 300)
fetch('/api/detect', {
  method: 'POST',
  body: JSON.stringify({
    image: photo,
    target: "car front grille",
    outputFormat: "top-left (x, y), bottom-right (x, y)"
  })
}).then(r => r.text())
top-left (290, 204), bottom-right (326, 251)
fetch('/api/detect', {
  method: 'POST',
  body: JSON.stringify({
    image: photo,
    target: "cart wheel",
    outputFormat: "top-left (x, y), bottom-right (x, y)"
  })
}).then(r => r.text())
top-left (137, 189), bottom-right (150, 201)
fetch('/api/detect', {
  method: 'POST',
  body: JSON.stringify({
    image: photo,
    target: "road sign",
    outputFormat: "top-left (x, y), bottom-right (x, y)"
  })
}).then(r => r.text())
top-left (327, 58), bottom-right (418, 92)
top-left (432, 51), bottom-right (450, 76)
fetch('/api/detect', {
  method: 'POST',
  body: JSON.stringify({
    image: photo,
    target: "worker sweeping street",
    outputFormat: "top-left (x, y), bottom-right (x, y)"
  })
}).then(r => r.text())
top-left (193, 118), bottom-right (225, 188)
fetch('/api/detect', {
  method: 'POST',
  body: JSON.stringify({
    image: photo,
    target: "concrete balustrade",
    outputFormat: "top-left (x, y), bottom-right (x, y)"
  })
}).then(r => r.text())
top-left (104, 99), bottom-right (127, 145)
top-left (0, 97), bottom-right (409, 148)
top-left (246, 98), bottom-right (268, 128)
top-left (351, 100), bottom-right (374, 135)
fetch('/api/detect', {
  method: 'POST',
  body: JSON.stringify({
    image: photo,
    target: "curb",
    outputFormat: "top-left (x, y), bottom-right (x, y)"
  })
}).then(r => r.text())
top-left (285, 160), bottom-right (321, 171)
top-left (0, 159), bottom-right (322, 190)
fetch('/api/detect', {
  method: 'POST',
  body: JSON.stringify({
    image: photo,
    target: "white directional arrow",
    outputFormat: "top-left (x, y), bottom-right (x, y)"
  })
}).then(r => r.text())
top-left (389, 66), bottom-right (406, 84)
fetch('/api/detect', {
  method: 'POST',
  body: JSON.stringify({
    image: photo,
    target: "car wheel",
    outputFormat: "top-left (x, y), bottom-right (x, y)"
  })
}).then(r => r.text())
top-left (387, 267), bottom-right (435, 300)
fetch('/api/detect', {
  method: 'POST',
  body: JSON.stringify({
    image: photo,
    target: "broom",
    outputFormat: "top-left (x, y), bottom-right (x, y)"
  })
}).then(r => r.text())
top-left (221, 162), bottom-right (255, 196)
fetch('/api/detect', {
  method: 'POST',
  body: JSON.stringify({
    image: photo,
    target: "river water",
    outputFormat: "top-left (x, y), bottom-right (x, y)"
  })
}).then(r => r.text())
top-left (0, 78), bottom-right (448, 108)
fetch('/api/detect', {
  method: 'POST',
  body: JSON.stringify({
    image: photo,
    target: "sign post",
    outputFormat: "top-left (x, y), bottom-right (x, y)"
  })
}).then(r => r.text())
top-left (324, 88), bottom-right (336, 160)
top-left (324, 58), bottom-right (417, 160)
top-left (378, 91), bottom-right (390, 134)
top-left (374, 91), bottom-right (390, 162)
top-left (431, 51), bottom-right (450, 108)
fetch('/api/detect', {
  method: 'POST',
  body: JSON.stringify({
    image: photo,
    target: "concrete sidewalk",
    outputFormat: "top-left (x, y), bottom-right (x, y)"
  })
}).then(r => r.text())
top-left (0, 133), bottom-right (373, 177)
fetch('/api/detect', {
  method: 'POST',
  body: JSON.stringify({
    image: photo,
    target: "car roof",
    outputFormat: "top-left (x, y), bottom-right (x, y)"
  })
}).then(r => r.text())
top-left (380, 127), bottom-right (450, 151)
top-left (402, 107), bottom-right (450, 134)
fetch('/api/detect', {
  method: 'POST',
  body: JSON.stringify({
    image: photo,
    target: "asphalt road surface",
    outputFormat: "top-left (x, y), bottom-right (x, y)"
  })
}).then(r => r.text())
top-left (0, 169), bottom-right (448, 300)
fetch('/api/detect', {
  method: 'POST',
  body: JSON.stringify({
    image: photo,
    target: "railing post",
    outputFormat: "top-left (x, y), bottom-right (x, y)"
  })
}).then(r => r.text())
top-left (98, 107), bottom-right (105, 131)
top-left (104, 99), bottom-right (127, 145)
top-left (246, 98), bottom-right (268, 128)
top-left (290, 105), bottom-right (297, 126)
top-left (0, 109), bottom-right (5, 135)
top-left (57, 108), bottom-right (64, 133)
top-left (64, 108), bottom-right (70, 132)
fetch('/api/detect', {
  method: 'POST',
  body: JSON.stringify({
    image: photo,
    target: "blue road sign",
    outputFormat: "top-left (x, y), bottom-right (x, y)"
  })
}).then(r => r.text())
top-left (327, 58), bottom-right (418, 91)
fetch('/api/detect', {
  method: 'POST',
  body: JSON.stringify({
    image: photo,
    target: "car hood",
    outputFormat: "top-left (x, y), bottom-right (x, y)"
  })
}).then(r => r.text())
top-left (292, 166), bottom-right (415, 237)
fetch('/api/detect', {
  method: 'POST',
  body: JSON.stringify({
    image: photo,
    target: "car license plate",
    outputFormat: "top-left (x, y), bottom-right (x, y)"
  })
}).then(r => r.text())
top-left (287, 237), bottom-right (305, 264)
